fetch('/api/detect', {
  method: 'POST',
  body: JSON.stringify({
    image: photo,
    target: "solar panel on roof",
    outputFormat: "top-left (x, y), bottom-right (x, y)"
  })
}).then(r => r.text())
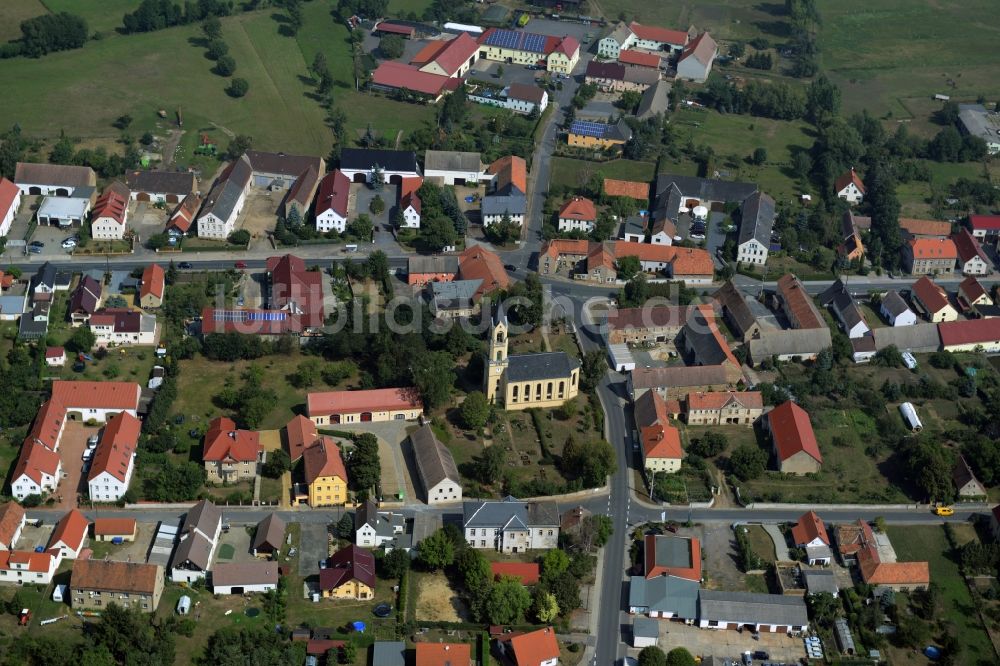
top-left (570, 120), bottom-right (609, 138)
top-left (524, 33), bottom-right (546, 53)
top-left (246, 311), bottom-right (287, 322)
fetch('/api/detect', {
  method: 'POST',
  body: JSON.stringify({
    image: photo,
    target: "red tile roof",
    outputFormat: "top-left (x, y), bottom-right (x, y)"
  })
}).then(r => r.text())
top-left (88, 411), bottom-right (140, 483)
top-left (372, 61), bottom-right (459, 97)
top-left (265, 253), bottom-right (325, 328)
top-left (491, 562), bottom-right (540, 585)
top-left (952, 228), bottom-right (988, 264)
top-left (285, 414), bottom-right (319, 462)
top-left (0, 177), bottom-right (19, 219)
top-left (415, 642), bottom-right (472, 666)
top-left (168, 193), bottom-right (200, 233)
top-left (629, 22), bottom-right (688, 46)
top-left (959, 276), bottom-right (989, 303)
top-left (939, 317), bottom-right (1000, 347)
top-left (835, 168), bottom-right (865, 195)
top-left (553, 36), bottom-right (579, 57)
top-left (48, 509), bottom-right (88, 553)
top-left (51, 381), bottom-right (141, 411)
top-left (635, 391), bottom-right (683, 460)
top-left (374, 21), bottom-right (415, 37)
top-left (307, 387), bottom-right (423, 418)
top-left (969, 215), bottom-right (1000, 231)
top-left (619, 49), bottom-right (660, 68)
top-left (768, 401), bottom-right (822, 464)
top-left (687, 390), bottom-right (763, 411)
top-left (24, 398), bottom-right (65, 450)
top-left (428, 32), bottom-right (479, 76)
top-left (92, 186), bottom-right (129, 225)
top-left (900, 219), bottom-right (952, 239)
top-left (669, 246), bottom-right (714, 276)
top-left (587, 243), bottom-right (616, 272)
top-left (487, 156), bottom-right (527, 195)
top-left (541, 238), bottom-right (592, 260)
top-left (508, 627), bottom-right (560, 666)
top-left (92, 517), bottom-right (137, 537)
top-left (458, 245), bottom-right (510, 297)
top-left (603, 178), bottom-right (650, 200)
top-left (791, 510), bottom-right (830, 547)
top-left (302, 437), bottom-right (348, 485)
top-left (777, 274), bottom-right (825, 329)
top-left (0, 502), bottom-right (25, 547)
top-left (306, 639), bottom-right (346, 656)
top-left (644, 533), bottom-right (702, 581)
top-left (0, 549), bottom-right (57, 573)
top-left (13, 440), bottom-right (60, 487)
top-left (203, 416), bottom-right (261, 464)
top-left (314, 169), bottom-right (350, 218)
top-left (911, 276), bottom-right (950, 313)
top-left (319, 544), bottom-right (375, 591)
top-left (140, 263), bottom-right (165, 301)
top-left (558, 196), bottom-right (597, 222)
top-left (411, 40), bottom-right (450, 67)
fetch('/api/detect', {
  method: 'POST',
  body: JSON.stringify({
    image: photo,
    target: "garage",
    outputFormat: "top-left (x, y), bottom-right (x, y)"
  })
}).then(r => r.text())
top-left (55, 188), bottom-right (69, 197)
top-left (454, 177), bottom-right (466, 186)
top-left (361, 412), bottom-right (373, 422)
top-left (353, 173), bottom-right (367, 184)
top-left (136, 192), bottom-right (150, 202)
top-left (166, 194), bottom-right (179, 204)
top-left (389, 174), bottom-right (403, 185)
top-left (29, 186), bottom-right (41, 195)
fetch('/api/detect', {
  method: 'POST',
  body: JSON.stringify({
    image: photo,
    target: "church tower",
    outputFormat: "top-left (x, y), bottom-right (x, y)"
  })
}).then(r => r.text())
top-left (484, 303), bottom-right (509, 403)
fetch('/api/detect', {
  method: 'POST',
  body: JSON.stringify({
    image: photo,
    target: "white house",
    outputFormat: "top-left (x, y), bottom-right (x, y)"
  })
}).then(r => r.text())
top-left (676, 32), bottom-right (718, 83)
top-left (211, 562), bottom-right (279, 595)
top-left (89, 310), bottom-right (158, 347)
top-left (736, 191), bottom-right (775, 267)
top-left (820, 280), bottom-right (870, 339)
top-left (598, 23), bottom-right (635, 60)
top-left (197, 156), bottom-right (252, 239)
top-left (171, 500), bottom-right (222, 583)
top-left (314, 169), bottom-right (350, 233)
top-left (650, 218), bottom-right (675, 245)
top-left (410, 425), bottom-right (463, 506)
top-left (90, 183), bottom-right (130, 240)
top-left (0, 549), bottom-right (61, 586)
top-left (835, 168), bottom-right (865, 205)
top-left (557, 197), bottom-right (597, 233)
top-left (0, 177), bottom-right (22, 237)
top-left (354, 500), bottom-right (406, 549)
top-left (424, 151), bottom-right (485, 186)
top-left (880, 290), bottom-right (917, 327)
top-left (400, 187), bottom-right (421, 229)
top-left (0, 502), bottom-right (26, 550)
top-left (87, 412), bottom-right (140, 503)
top-left (46, 509), bottom-right (88, 560)
top-left (12, 440), bottom-right (63, 501)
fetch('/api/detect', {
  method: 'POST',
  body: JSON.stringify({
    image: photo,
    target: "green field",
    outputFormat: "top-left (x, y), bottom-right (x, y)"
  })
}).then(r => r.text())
top-left (885, 525), bottom-right (995, 665)
top-left (550, 156), bottom-right (656, 190)
top-left (42, 0), bottom-right (142, 34)
top-left (387, 0), bottom-right (434, 17)
top-left (594, 0), bottom-right (786, 42)
top-left (819, 0), bottom-right (1000, 116)
top-left (0, 0), bottom-right (48, 41)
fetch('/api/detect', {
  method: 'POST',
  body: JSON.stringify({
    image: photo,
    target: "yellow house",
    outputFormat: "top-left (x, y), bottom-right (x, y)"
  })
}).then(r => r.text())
top-left (479, 28), bottom-right (580, 74)
top-left (568, 119), bottom-right (633, 150)
top-left (302, 438), bottom-right (348, 507)
top-left (546, 38), bottom-right (580, 73)
top-left (319, 545), bottom-right (375, 600)
top-left (484, 304), bottom-right (580, 410)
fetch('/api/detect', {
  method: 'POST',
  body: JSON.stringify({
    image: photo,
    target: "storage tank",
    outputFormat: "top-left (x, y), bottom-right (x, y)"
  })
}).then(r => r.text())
top-left (899, 402), bottom-right (923, 432)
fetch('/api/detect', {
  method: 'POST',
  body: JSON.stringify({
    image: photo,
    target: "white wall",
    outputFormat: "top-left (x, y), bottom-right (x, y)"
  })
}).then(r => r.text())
top-left (92, 217), bottom-right (126, 240)
top-left (315, 210), bottom-right (347, 233)
top-left (0, 189), bottom-right (21, 236)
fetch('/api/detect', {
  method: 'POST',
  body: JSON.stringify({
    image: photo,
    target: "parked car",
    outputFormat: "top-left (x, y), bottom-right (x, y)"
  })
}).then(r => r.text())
top-left (753, 651), bottom-right (770, 661)
top-left (178, 261), bottom-right (193, 269)
top-left (28, 246), bottom-right (42, 254)
top-left (61, 239), bottom-right (76, 249)
top-left (504, 264), bottom-right (516, 271)
top-left (29, 241), bottom-right (44, 248)
top-left (234, 261), bottom-right (247, 269)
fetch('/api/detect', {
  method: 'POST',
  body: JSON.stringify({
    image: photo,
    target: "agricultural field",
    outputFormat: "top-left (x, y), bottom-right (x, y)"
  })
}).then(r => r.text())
top-left (0, 0), bottom-right (48, 42)
top-left (550, 156), bottom-right (656, 191)
top-left (595, 0), bottom-right (788, 43)
top-left (819, 0), bottom-right (1000, 117)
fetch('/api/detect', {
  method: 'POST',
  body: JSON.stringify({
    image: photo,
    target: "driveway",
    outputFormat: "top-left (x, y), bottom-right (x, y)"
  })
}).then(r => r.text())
top-left (699, 523), bottom-right (748, 592)
top-left (706, 211), bottom-right (729, 269)
top-left (579, 98), bottom-right (619, 121)
top-left (298, 522), bottom-right (329, 577)
top-left (333, 421), bottom-right (417, 503)
top-left (58, 420), bottom-right (102, 509)
top-left (643, 621), bottom-right (807, 664)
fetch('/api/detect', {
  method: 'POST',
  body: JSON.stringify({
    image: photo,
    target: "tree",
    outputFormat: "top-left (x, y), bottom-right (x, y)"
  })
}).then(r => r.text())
top-left (202, 15), bottom-right (222, 40)
top-left (228, 229), bottom-right (251, 245)
top-left (335, 513), bottom-right (355, 540)
top-left (410, 350), bottom-right (454, 409)
top-left (485, 213), bottom-right (520, 245)
top-left (806, 592), bottom-right (839, 629)
top-left (751, 147), bottom-right (768, 165)
top-left (67, 325), bottom-right (96, 353)
top-left (286, 0), bottom-right (303, 34)
top-left (616, 254), bottom-right (641, 281)
top-left (114, 114), bottom-right (133, 130)
top-left (541, 549), bottom-right (570, 582)
top-left (291, 358), bottom-right (321, 388)
top-left (380, 34), bottom-right (405, 59)
top-left (666, 648), bottom-right (697, 666)
top-left (369, 194), bottom-right (385, 216)
top-left (226, 134), bottom-right (253, 159)
top-left (689, 431), bottom-right (727, 458)
top-left (381, 547), bottom-right (410, 579)
top-left (338, 642), bottom-right (357, 664)
top-left (476, 445), bottom-right (506, 485)
top-left (206, 38), bottom-right (229, 60)
top-left (417, 215), bottom-right (458, 251)
top-left (214, 54), bottom-right (236, 76)
top-left (262, 449), bottom-right (290, 478)
top-left (226, 78), bottom-right (250, 98)
top-left (729, 443), bottom-right (768, 480)
top-left (50, 133), bottom-right (75, 165)
top-left (486, 576), bottom-right (531, 624)
top-left (638, 646), bottom-right (668, 666)
top-left (580, 349), bottom-right (607, 392)
top-left (461, 391), bottom-right (490, 429)
top-left (19, 12), bottom-right (89, 58)
top-left (418, 528), bottom-right (455, 570)
top-left (901, 439), bottom-right (956, 502)
top-left (347, 433), bottom-right (380, 496)
top-left (532, 589), bottom-right (560, 622)
top-left (347, 214), bottom-right (373, 240)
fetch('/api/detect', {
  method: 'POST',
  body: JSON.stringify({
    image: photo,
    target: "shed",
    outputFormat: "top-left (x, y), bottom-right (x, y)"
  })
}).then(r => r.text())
top-left (52, 584), bottom-right (67, 602)
top-left (632, 616), bottom-right (659, 648)
top-left (608, 343), bottom-right (636, 372)
top-left (834, 617), bottom-right (856, 655)
top-left (899, 402), bottom-right (922, 432)
top-left (176, 595), bottom-right (191, 615)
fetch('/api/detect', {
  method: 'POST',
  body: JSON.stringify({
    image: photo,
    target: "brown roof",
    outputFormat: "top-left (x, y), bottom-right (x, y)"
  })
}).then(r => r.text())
top-left (0, 502), bottom-right (25, 546)
top-left (834, 168), bottom-right (865, 195)
top-left (252, 513), bottom-right (286, 552)
top-left (606, 304), bottom-right (694, 333)
top-left (900, 218), bottom-right (952, 238)
top-left (487, 156), bottom-right (527, 195)
top-left (245, 151), bottom-right (324, 179)
top-left (604, 178), bottom-right (650, 200)
top-left (124, 169), bottom-right (196, 196)
top-left (319, 545), bottom-right (376, 591)
top-left (285, 414), bottom-right (319, 462)
top-left (686, 391), bottom-right (763, 411)
top-left (15, 162), bottom-right (96, 188)
top-left (51, 380), bottom-right (141, 411)
top-left (302, 438), bottom-right (348, 485)
top-left (203, 416), bottom-right (261, 464)
top-left (952, 454), bottom-right (985, 494)
top-left (777, 274), bottom-right (825, 329)
top-left (212, 561), bottom-right (280, 588)
top-left (92, 517), bottom-right (137, 537)
top-left (508, 627), bottom-right (560, 666)
top-left (410, 424), bottom-right (460, 490)
top-left (630, 365), bottom-right (731, 391)
top-left (458, 245), bottom-right (510, 297)
top-left (953, 228), bottom-right (989, 264)
top-left (911, 276), bottom-right (950, 313)
top-left (507, 83), bottom-right (546, 105)
top-left (71, 559), bottom-right (162, 595)
top-left (307, 387), bottom-right (422, 417)
top-left (679, 31), bottom-right (717, 67)
top-left (791, 511), bottom-right (830, 547)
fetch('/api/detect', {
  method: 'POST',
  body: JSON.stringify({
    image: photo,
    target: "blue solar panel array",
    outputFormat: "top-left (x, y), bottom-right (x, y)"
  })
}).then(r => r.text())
top-left (213, 310), bottom-right (288, 322)
top-left (570, 120), bottom-right (610, 138)
top-left (484, 29), bottom-right (548, 54)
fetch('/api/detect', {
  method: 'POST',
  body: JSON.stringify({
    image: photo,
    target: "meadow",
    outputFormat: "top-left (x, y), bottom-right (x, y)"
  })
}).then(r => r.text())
top-left (594, 0), bottom-right (789, 42)
top-left (550, 156), bottom-right (656, 190)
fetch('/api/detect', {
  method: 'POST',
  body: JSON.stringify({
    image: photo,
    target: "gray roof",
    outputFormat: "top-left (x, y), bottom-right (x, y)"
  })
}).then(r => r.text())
top-left (629, 365), bottom-right (731, 392)
top-left (408, 255), bottom-right (459, 274)
top-left (682, 310), bottom-right (732, 366)
top-left (15, 162), bottom-right (96, 188)
top-left (432, 279), bottom-right (481, 311)
top-left (0, 295), bottom-right (26, 316)
top-left (633, 389), bottom-right (662, 429)
top-left (124, 169), bottom-right (196, 196)
top-left (633, 616), bottom-right (660, 639)
top-left (748, 327), bottom-right (832, 362)
top-left (371, 642), bottom-right (406, 666)
top-left (650, 534), bottom-right (693, 568)
top-left (958, 104), bottom-right (1000, 145)
top-left (199, 156), bottom-right (252, 223)
top-left (483, 193), bottom-right (527, 217)
top-left (803, 568), bottom-right (839, 595)
top-left (871, 323), bottom-right (941, 353)
top-left (637, 80), bottom-right (671, 119)
top-left (506, 351), bottom-right (580, 382)
top-left (602, 22), bottom-right (633, 47)
top-left (834, 617), bottom-right (856, 654)
top-left (623, 68), bottom-right (661, 87)
top-left (881, 290), bottom-right (911, 318)
top-left (463, 496), bottom-right (559, 530)
top-left (355, 499), bottom-right (406, 540)
top-left (37, 195), bottom-right (90, 219)
top-left (244, 150), bottom-right (323, 179)
top-left (819, 279), bottom-right (867, 332)
top-left (622, 215), bottom-right (647, 238)
top-left (172, 530), bottom-right (214, 572)
top-left (738, 191), bottom-right (775, 246)
top-left (411, 512), bottom-right (442, 547)
top-left (410, 424), bottom-right (461, 492)
top-left (425, 150), bottom-right (483, 173)
top-left (628, 575), bottom-right (699, 618)
top-left (252, 513), bottom-right (285, 552)
top-left (653, 174), bottom-right (757, 223)
top-left (17, 316), bottom-right (47, 340)
top-left (698, 590), bottom-right (809, 627)
top-left (184, 500), bottom-right (222, 541)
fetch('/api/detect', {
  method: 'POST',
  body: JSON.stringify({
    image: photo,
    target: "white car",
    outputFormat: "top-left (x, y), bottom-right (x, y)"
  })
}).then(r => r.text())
top-left (61, 239), bottom-right (76, 249)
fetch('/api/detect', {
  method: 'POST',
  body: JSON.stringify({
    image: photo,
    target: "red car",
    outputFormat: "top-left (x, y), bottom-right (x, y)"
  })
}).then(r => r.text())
top-left (234, 261), bottom-right (247, 269)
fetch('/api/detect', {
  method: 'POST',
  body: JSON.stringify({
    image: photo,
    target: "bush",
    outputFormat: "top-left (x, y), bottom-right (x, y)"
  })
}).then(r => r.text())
top-left (214, 55), bottom-right (236, 76)
top-left (228, 229), bottom-right (251, 245)
top-left (226, 78), bottom-right (249, 98)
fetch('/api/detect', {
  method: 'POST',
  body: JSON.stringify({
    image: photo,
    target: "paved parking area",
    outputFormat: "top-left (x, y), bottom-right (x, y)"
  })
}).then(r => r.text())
top-left (213, 525), bottom-right (257, 564)
top-left (648, 621), bottom-right (807, 664)
top-left (16, 523), bottom-right (55, 550)
top-left (58, 420), bottom-right (102, 509)
top-left (579, 98), bottom-right (619, 120)
top-left (699, 523), bottom-right (748, 592)
top-left (470, 59), bottom-right (550, 88)
top-left (130, 201), bottom-right (168, 243)
top-left (298, 522), bottom-right (330, 577)
top-left (94, 521), bottom-right (157, 563)
top-left (524, 18), bottom-right (599, 44)
top-left (352, 183), bottom-right (393, 233)
top-left (27, 224), bottom-right (75, 258)
top-left (333, 421), bottom-right (417, 503)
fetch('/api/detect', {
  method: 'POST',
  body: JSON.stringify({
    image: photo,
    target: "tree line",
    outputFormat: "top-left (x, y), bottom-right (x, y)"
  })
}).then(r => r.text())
top-left (121, 0), bottom-right (236, 35)
top-left (1, 12), bottom-right (89, 59)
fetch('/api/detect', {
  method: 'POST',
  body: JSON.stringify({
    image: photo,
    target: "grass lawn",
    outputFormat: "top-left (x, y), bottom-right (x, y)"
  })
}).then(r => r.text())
top-left (885, 525), bottom-right (995, 665)
top-left (896, 161), bottom-right (995, 217)
top-left (744, 524), bottom-right (776, 563)
top-left (260, 475), bottom-right (284, 504)
top-left (820, 0), bottom-right (1000, 117)
top-left (550, 157), bottom-right (656, 192)
top-left (0, 0), bottom-right (48, 42)
top-left (388, 0), bottom-right (434, 16)
top-left (42, 1), bottom-right (142, 34)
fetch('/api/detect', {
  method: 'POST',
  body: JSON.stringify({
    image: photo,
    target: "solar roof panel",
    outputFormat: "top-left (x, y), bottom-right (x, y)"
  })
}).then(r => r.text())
top-left (570, 120), bottom-right (609, 138)
top-left (524, 33), bottom-right (546, 53)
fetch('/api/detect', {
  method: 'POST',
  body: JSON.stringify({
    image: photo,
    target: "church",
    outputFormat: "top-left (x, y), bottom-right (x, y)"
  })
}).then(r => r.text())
top-left (484, 304), bottom-right (581, 410)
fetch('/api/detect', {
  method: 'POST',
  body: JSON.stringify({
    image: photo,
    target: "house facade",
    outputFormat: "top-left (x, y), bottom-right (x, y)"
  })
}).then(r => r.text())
top-left (87, 411), bottom-right (140, 502)
top-left (319, 545), bottom-right (375, 600)
top-left (196, 156), bottom-right (252, 239)
top-left (557, 196), bottom-right (597, 233)
top-left (170, 500), bottom-right (222, 583)
top-left (904, 238), bottom-right (957, 275)
top-left (202, 417), bottom-right (263, 484)
top-left (71, 560), bottom-right (164, 613)
top-left (834, 168), bottom-right (865, 204)
top-left (765, 401), bottom-right (822, 475)
top-left (307, 388), bottom-right (423, 426)
top-left (313, 169), bottom-right (350, 233)
top-left (90, 183), bottom-right (130, 240)
top-left (411, 424), bottom-right (463, 505)
top-left (685, 391), bottom-right (763, 426)
top-left (303, 439), bottom-right (349, 507)
top-left (463, 497), bottom-right (559, 553)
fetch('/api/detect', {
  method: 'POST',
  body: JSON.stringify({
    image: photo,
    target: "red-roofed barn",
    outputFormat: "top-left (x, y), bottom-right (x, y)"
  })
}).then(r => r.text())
top-left (764, 401), bottom-right (822, 474)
